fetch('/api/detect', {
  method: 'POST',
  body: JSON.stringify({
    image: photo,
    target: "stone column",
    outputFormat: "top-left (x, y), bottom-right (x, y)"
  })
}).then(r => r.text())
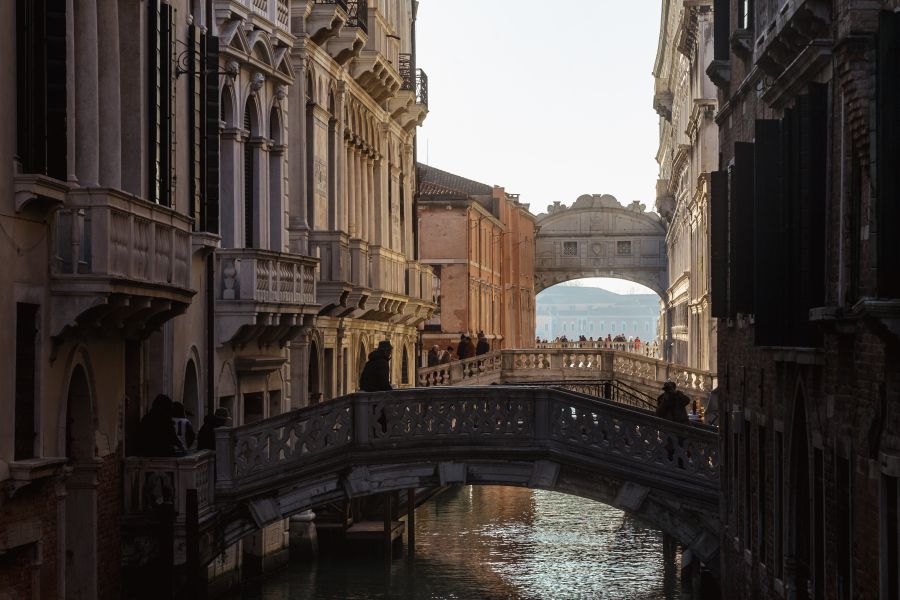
top-left (97, 0), bottom-right (121, 188)
top-left (288, 48), bottom-right (310, 254)
top-left (357, 151), bottom-right (367, 241)
top-left (74, 1), bottom-right (100, 186)
top-left (347, 144), bottom-right (356, 237)
top-left (367, 156), bottom-right (376, 245)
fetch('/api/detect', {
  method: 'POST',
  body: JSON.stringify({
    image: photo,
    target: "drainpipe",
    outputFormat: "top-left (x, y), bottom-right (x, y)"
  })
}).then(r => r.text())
top-left (207, 253), bottom-right (215, 415)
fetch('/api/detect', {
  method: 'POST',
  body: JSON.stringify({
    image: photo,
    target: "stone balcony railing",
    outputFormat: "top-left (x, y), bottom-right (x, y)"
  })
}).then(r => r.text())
top-left (50, 187), bottom-right (194, 340)
top-left (220, 0), bottom-right (290, 29)
top-left (216, 248), bottom-right (318, 344)
top-left (123, 452), bottom-right (216, 524)
top-left (368, 246), bottom-right (406, 296)
top-left (417, 348), bottom-right (715, 401)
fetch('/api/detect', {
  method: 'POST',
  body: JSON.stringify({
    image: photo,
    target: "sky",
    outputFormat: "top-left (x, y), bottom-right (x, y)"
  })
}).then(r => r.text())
top-left (414, 1), bottom-right (663, 296)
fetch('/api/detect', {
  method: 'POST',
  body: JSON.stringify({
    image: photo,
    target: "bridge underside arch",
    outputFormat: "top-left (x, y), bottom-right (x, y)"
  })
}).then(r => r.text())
top-left (534, 195), bottom-right (668, 298)
top-left (202, 456), bottom-right (719, 570)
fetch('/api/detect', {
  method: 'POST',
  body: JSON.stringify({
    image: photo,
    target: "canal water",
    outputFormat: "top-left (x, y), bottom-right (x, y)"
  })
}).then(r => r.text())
top-left (233, 485), bottom-right (680, 600)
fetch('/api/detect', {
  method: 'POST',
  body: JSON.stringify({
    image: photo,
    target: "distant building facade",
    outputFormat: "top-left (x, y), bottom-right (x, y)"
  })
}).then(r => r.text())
top-left (417, 165), bottom-right (537, 353)
top-left (535, 287), bottom-right (660, 341)
top-left (709, 1), bottom-right (900, 599)
top-left (653, 0), bottom-right (718, 371)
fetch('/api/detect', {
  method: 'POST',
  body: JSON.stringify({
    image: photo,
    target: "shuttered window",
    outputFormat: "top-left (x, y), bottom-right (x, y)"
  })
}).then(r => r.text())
top-left (189, 25), bottom-right (202, 227)
top-left (16, 0), bottom-right (66, 179)
top-left (710, 170), bottom-right (729, 318)
top-left (148, 0), bottom-right (175, 206)
top-left (877, 11), bottom-right (900, 298)
top-left (730, 143), bottom-right (755, 315)
top-left (203, 35), bottom-right (221, 234)
top-left (754, 120), bottom-right (785, 345)
top-left (713, 0), bottom-right (731, 61)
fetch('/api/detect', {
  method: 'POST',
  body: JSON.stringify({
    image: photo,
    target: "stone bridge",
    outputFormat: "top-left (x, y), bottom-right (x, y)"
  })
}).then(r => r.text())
top-left (126, 382), bottom-right (721, 572)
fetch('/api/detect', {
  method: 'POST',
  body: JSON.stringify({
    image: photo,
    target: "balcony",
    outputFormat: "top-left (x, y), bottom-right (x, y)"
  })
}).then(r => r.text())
top-left (50, 188), bottom-right (194, 342)
top-left (754, 0), bottom-right (832, 107)
top-left (216, 248), bottom-right (319, 345)
top-left (359, 246), bottom-right (407, 321)
top-left (389, 54), bottom-right (429, 131)
top-left (308, 0), bottom-right (348, 45)
top-left (352, 50), bottom-right (402, 102)
top-left (215, 0), bottom-right (291, 35)
top-left (325, 0), bottom-right (368, 64)
top-left (400, 262), bottom-right (437, 325)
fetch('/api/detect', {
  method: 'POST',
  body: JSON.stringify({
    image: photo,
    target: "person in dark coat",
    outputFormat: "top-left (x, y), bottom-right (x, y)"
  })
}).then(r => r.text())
top-left (138, 394), bottom-right (186, 457)
top-left (196, 407), bottom-right (230, 451)
top-left (475, 332), bottom-right (490, 356)
top-left (359, 340), bottom-right (393, 392)
top-left (427, 344), bottom-right (441, 367)
top-left (171, 401), bottom-right (195, 450)
top-left (440, 346), bottom-right (453, 364)
top-left (456, 334), bottom-right (471, 360)
top-left (656, 380), bottom-right (690, 424)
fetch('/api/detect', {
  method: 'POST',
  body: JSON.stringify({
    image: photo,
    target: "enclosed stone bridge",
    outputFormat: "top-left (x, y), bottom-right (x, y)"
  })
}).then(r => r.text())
top-left (534, 194), bottom-right (668, 296)
top-left (126, 382), bottom-right (720, 572)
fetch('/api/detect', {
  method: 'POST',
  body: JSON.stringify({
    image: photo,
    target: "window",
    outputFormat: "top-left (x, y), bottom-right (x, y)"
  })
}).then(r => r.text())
top-left (738, 0), bottom-right (753, 29)
top-left (774, 431), bottom-right (784, 579)
top-left (243, 392), bottom-right (264, 424)
top-left (15, 303), bottom-right (39, 460)
top-left (758, 424), bottom-right (767, 564)
top-left (884, 475), bottom-right (900, 599)
top-left (563, 242), bottom-right (577, 256)
top-left (148, 0), bottom-right (175, 206)
top-left (243, 102), bottom-right (256, 248)
top-left (16, 0), bottom-right (67, 179)
top-left (616, 241), bottom-right (632, 256)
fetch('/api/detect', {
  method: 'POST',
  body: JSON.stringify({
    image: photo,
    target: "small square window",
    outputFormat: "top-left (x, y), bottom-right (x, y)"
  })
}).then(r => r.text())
top-left (563, 242), bottom-right (578, 256)
top-left (617, 241), bottom-right (632, 256)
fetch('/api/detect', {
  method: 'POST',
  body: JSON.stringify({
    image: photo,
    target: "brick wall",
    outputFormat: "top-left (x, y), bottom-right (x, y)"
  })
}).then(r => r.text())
top-left (97, 450), bottom-right (123, 599)
top-left (0, 475), bottom-right (59, 599)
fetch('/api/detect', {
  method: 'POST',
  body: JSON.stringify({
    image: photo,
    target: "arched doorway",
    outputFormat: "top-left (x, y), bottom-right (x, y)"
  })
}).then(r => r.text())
top-left (182, 359), bottom-right (200, 429)
top-left (401, 346), bottom-right (410, 386)
top-left (308, 341), bottom-right (320, 404)
top-left (65, 364), bottom-right (98, 599)
top-left (788, 387), bottom-right (811, 600)
top-left (357, 342), bottom-right (367, 392)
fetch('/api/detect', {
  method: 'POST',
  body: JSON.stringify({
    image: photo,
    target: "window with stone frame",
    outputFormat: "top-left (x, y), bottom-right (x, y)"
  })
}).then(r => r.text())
top-left (562, 241), bottom-right (578, 256)
top-left (616, 241), bottom-right (632, 256)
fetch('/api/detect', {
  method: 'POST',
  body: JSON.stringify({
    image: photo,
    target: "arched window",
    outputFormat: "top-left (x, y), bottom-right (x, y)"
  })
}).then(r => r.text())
top-left (182, 359), bottom-right (200, 428)
top-left (308, 341), bottom-right (320, 404)
top-left (269, 106), bottom-right (283, 251)
top-left (401, 347), bottom-right (409, 385)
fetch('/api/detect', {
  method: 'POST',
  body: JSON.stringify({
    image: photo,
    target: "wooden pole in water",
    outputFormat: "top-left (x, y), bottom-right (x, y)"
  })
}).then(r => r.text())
top-left (407, 488), bottom-right (416, 555)
top-left (383, 492), bottom-right (392, 560)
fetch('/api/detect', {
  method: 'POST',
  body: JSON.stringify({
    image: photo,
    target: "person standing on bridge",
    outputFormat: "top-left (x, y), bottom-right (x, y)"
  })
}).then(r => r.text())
top-left (656, 380), bottom-right (690, 424)
top-left (475, 331), bottom-right (490, 356)
top-left (360, 340), bottom-right (394, 392)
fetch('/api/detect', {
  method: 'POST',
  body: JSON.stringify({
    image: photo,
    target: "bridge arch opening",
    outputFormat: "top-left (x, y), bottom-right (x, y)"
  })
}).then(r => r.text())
top-left (535, 278), bottom-right (663, 349)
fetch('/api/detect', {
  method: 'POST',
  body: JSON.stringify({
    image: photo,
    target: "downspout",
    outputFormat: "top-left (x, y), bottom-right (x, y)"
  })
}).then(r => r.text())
top-left (207, 253), bottom-right (215, 415)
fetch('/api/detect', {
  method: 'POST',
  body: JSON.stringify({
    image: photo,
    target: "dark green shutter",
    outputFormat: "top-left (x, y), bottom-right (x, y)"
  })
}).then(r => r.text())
top-left (711, 170), bottom-right (729, 318)
top-left (877, 11), bottom-right (900, 298)
top-left (203, 35), bottom-right (220, 234)
top-left (731, 142), bottom-right (755, 315)
top-left (754, 120), bottom-right (784, 346)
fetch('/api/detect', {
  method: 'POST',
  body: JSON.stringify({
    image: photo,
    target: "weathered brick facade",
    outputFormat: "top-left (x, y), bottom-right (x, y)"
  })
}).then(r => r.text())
top-left (710, 1), bottom-right (900, 598)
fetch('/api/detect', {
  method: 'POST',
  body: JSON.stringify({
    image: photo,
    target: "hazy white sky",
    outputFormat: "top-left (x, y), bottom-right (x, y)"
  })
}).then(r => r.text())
top-left (415, 1), bottom-right (663, 296)
top-left (415, 0), bottom-right (663, 217)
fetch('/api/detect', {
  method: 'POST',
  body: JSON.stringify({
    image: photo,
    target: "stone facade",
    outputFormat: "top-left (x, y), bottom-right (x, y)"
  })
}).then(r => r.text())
top-left (654, 0), bottom-right (719, 371)
top-left (417, 165), bottom-right (537, 352)
top-left (708, 1), bottom-right (900, 599)
top-left (1, 0), bottom-right (432, 596)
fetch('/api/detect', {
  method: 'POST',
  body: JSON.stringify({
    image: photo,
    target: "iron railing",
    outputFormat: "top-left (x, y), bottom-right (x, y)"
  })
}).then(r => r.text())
top-left (314, 0), bottom-right (349, 10)
top-left (416, 68), bottom-right (428, 107)
top-left (346, 0), bottom-right (368, 33)
top-left (399, 53), bottom-right (413, 91)
top-left (399, 54), bottom-right (427, 107)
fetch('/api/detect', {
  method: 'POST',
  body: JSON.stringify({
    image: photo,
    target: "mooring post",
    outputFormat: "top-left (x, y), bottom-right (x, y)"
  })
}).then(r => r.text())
top-left (383, 492), bottom-right (392, 560)
top-left (406, 488), bottom-right (416, 556)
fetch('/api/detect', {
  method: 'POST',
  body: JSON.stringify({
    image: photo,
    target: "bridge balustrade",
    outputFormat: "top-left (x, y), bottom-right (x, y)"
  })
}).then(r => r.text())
top-left (214, 386), bottom-right (719, 502)
top-left (417, 348), bottom-right (715, 397)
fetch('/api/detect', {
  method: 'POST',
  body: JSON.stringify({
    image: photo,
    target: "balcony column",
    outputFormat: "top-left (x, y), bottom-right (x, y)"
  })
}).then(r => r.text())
top-left (74, 1), bottom-right (100, 186)
top-left (333, 86), bottom-right (347, 232)
top-left (357, 149), bottom-right (367, 241)
top-left (97, 0), bottom-right (121, 189)
top-left (346, 142), bottom-right (356, 236)
top-left (367, 155), bottom-right (378, 245)
top-left (288, 46), bottom-right (310, 254)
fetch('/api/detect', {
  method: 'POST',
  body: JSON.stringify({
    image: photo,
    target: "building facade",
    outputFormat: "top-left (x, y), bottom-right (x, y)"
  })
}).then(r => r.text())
top-left (654, 0), bottom-right (719, 371)
top-left (1, 0), bottom-right (433, 596)
top-left (709, 1), bottom-right (900, 599)
top-left (535, 287), bottom-right (660, 342)
top-left (417, 165), bottom-right (537, 353)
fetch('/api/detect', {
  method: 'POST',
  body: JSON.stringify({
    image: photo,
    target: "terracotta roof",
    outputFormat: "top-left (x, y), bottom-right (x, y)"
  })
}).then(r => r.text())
top-left (417, 163), bottom-right (492, 197)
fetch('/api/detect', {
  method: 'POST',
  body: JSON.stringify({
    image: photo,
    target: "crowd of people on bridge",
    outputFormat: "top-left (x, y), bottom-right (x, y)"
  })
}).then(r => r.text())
top-left (426, 331), bottom-right (492, 367)
top-left (535, 333), bottom-right (660, 358)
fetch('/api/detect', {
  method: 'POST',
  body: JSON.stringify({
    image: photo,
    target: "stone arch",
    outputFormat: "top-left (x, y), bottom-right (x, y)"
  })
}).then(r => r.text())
top-left (268, 105), bottom-right (283, 145)
top-left (305, 69), bottom-right (315, 104)
top-left (57, 346), bottom-right (97, 459)
top-left (243, 94), bottom-right (261, 138)
top-left (220, 83), bottom-right (236, 128)
top-left (356, 340), bottom-right (368, 390)
top-left (248, 34), bottom-right (274, 68)
top-left (217, 360), bottom-right (237, 405)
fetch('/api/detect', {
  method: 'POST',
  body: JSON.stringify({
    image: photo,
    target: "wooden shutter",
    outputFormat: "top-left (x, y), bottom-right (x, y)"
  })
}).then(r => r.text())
top-left (15, 303), bottom-right (38, 460)
top-left (711, 170), bottom-right (729, 318)
top-left (878, 11), bottom-right (900, 298)
top-left (45, 1), bottom-right (66, 180)
top-left (731, 142), bottom-right (755, 315)
top-left (244, 108), bottom-right (255, 248)
top-left (713, 0), bottom-right (731, 61)
top-left (754, 120), bottom-right (784, 346)
top-left (202, 35), bottom-right (220, 234)
top-left (148, 1), bottom-right (174, 206)
top-left (189, 25), bottom-right (202, 227)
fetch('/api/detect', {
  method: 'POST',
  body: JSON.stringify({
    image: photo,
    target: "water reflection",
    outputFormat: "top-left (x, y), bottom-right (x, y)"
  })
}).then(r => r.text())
top-left (233, 485), bottom-right (680, 600)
